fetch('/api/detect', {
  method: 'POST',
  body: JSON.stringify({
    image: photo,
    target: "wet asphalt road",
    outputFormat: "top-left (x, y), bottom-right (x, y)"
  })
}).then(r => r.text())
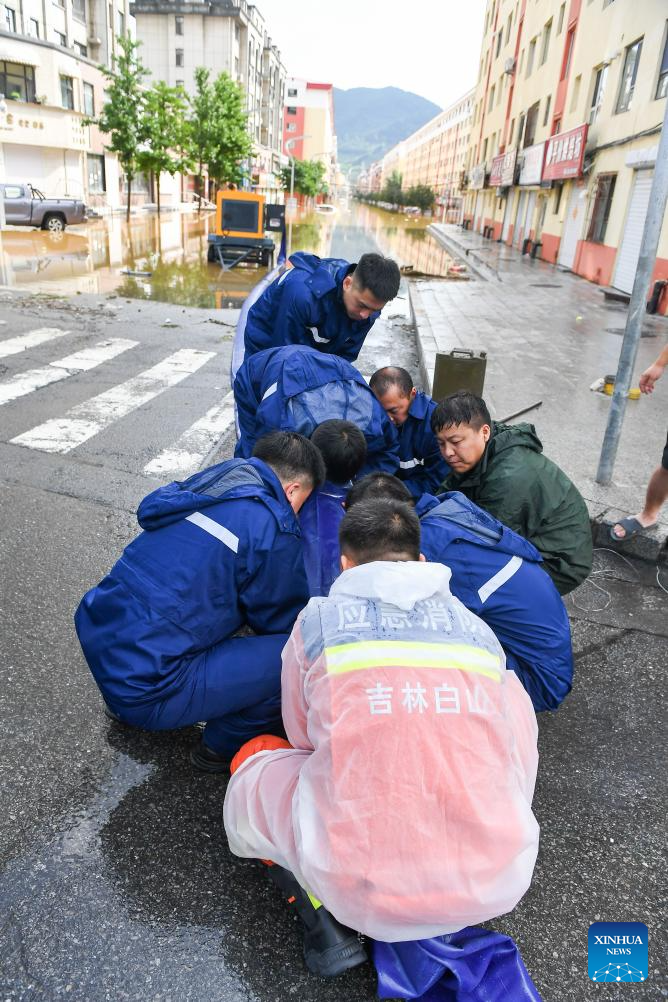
top-left (1, 223), bottom-right (667, 1000)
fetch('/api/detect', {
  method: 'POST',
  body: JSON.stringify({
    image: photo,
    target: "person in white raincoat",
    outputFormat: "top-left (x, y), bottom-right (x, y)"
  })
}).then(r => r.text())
top-left (224, 498), bottom-right (539, 969)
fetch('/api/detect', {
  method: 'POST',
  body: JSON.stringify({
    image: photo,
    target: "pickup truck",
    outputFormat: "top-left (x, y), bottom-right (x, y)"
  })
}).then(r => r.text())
top-left (1, 183), bottom-right (87, 233)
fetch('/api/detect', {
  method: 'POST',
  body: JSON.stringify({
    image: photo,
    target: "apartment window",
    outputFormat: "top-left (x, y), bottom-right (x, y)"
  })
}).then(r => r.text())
top-left (175, 79), bottom-right (183, 87)
top-left (286, 106), bottom-right (296, 115)
top-left (496, 30), bottom-right (503, 57)
top-left (287, 87), bottom-right (297, 97)
top-left (616, 38), bottom-right (642, 113)
top-left (54, 29), bottom-right (67, 46)
top-left (75, 41), bottom-right (88, 57)
top-left (543, 94), bottom-right (551, 126)
top-left (83, 80), bottom-right (95, 116)
top-left (87, 154), bottom-right (106, 193)
top-left (0, 60), bottom-right (36, 102)
top-left (234, 56), bottom-right (239, 77)
top-left (557, 2), bottom-right (565, 34)
top-left (524, 100), bottom-right (540, 147)
top-left (505, 14), bottom-right (512, 44)
top-left (28, 16), bottom-right (39, 35)
top-left (656, 27), bottom-right (668, 99)
top-left (552, 117), bottom-right (561, 136)
top-left (526, 37), bottom-right (536, 77)
top-left (175, 48), bottom-right (184, 67)
top-left (590, 64), bottom-right (608, 123)
top-left (175, 14), bottom-right (183, 34)
top-left (519, 48), bottom-right (524, 72)
top-left (516, 111), bottom-right (525, 146)
top-left (60, 75), bottom-right (74, 110)
top-left (508, 117), bottom-right (515, 143)
top-left (570, 74), bottom-right (582, 113)
top-left (540, 19), bottom-right (552, 66)
top-left (586, 174), bottom-right (616, 243)
top-left (482, 137), bottom-right (488, 160)
top-left (117, 9), bottom-right (124, 35)
top-left (72, 0), bottom-right (85, 21)
top-left (488, 84), bottom-right (495, 111)
top-left (561, 27), bottom-right (575, 80)
top-left (4, 5), bottom-right (16, 31)
top-left (286, 122), bottom-right (296, 132)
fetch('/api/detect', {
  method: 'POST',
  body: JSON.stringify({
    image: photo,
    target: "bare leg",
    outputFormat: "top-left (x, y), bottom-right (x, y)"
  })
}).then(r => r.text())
top-left (612, 466), bottom-right (668, 538)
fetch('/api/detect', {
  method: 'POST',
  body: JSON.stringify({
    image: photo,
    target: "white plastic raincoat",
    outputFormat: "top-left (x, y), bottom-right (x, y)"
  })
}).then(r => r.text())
top-left (223, 561), bottom-right (539, 942)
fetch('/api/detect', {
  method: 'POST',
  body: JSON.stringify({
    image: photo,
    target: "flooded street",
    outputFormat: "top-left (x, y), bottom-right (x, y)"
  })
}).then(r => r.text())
top-left (0, 200), bottom-right (455, 309)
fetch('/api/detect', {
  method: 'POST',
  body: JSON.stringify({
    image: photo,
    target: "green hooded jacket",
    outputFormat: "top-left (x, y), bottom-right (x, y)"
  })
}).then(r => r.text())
top-left (439, 421), bottom-right (593, 594)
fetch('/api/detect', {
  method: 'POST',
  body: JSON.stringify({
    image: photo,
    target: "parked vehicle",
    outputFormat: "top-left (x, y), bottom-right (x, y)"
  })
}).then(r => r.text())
top-left (315, 203), bottom-right (337, 214)
top-left (1, 183), bottom-right (87, 232)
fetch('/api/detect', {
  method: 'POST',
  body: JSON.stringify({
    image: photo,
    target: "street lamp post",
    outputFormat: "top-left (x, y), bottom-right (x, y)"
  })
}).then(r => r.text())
top-left (284, 133), bottom-right (311, 258)
top-left (0, 94), bottom-right (7, 231)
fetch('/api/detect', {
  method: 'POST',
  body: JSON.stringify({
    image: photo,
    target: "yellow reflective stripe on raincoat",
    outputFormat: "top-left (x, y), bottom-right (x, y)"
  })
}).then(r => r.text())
top-left (324, 641), bottom-right (502, 681)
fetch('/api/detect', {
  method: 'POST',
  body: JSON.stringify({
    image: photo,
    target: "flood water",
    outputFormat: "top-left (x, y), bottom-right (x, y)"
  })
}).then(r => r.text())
top-left (0, 200), bottom-right (457, 309)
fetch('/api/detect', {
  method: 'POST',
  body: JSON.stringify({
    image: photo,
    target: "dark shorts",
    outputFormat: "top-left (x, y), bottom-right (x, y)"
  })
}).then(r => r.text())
top-left (663, 431), bottom-right (668, 471)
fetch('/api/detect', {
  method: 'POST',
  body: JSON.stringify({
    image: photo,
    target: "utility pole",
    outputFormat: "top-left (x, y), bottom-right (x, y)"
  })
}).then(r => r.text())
top-left (596, 98), bottom-right (668, 485)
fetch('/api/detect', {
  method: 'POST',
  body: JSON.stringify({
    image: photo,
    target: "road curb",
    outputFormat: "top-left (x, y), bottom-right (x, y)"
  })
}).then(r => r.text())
top-left (427, 224), bottom-right (500, 283)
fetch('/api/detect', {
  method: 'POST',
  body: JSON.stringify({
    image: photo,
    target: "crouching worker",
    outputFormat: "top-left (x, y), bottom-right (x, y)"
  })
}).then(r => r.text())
top-left (223, 499), bottom-right (540, 975)
top-left (233, 344), bottom-right (399, 477)
top-left (299, 420), bottom-right (367, 597)
top-left (75, 432), bottom-right (325, 771)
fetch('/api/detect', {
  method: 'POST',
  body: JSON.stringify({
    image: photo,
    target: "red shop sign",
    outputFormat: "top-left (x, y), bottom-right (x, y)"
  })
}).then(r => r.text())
top-left (543, 123), bottom-right (588, 181)
top-left (489, 153), bottom-right (505, 186)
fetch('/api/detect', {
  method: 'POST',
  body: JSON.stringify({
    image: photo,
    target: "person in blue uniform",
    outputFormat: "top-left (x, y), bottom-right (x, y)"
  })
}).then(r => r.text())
top-left (369, 366), bottom-right (449, 498)
top-left (233, 345), bottom-right (399, 477)
top-left (243, 252), bottom-right (401, 362)
top-left (299, 420), bottom-right (367, 597)
top-left (74, 432), bottom-right (326, 771)
top-left (344, 474), bottom-right (573, 713)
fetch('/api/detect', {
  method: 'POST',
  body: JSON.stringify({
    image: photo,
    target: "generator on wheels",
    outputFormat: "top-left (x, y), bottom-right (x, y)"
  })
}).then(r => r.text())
top-left (207, 190), bottom-right (285, 271)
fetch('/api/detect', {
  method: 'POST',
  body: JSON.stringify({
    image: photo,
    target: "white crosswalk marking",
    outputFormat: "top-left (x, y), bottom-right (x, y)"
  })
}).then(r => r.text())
top-left (0, 327), bottom-right (70, 359)
top-left (11, 348), bottom-right (216, 455)
top-left (0, 339), bottom-right (138, 406)
top-left (143, 390), bottom-right (235, 479)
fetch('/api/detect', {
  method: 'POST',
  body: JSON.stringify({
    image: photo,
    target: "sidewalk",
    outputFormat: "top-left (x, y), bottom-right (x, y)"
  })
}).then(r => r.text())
top-left (408, 223), bottom-right (668, 561)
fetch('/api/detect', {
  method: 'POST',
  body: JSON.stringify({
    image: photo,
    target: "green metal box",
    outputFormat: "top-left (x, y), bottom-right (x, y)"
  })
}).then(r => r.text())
top-left (432, 349), bottom-right (487, 401)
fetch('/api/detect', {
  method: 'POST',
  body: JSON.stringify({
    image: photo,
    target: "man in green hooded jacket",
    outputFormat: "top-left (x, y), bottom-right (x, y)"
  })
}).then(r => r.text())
top-left (432, 391), bottom-right (592, 595)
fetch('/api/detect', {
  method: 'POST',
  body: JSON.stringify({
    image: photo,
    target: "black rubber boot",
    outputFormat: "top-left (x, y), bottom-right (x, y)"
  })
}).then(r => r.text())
top-left (266, 865), bottom-right (367, 977)
top-left (190, 739), bottom-right (231, 773)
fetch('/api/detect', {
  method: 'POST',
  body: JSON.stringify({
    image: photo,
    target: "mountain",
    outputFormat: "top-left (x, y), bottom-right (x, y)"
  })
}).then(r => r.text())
top-left (333, 86), bottom-right (442, 171)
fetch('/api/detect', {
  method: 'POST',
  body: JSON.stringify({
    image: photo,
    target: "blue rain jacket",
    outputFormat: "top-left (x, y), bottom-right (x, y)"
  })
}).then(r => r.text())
top-left (74, 458), bottom-right (309, 709)
top-left (373, 927), bottom-right (542, 1001)
top-left (233, 345), bottom-right (399, 477)
top-left (298, 480), bottom-right (349, 597)
top-left (397, 391), bottom-right (451, 498)
top-left (416, 492), bottom-right (573, 712)
top-left (243, 253), bottom-right (380, 362)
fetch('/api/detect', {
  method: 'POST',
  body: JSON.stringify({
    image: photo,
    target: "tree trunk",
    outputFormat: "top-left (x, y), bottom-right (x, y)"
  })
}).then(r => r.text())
top-left (157, 174), bottom-right (161, 215)
top-left (126, 173), bottom-right (132, 223)
top-left (197, 159), bottom-right (203, 214)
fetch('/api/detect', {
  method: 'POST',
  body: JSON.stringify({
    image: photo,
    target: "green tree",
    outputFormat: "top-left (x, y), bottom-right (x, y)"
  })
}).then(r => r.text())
top-left (137, 82), bottom-right (191, 215)
top-left (94, 34), bottom-right (149, 221)
top-left (382, 170), bottom-right (404, 206)
top-left (207, 71), bottom-right (253, 190)
top-left (279, 159), bottom-right (327, 198)
top-left (406, 184), bottom-right (436, 212)
top-left (187, 68), bottom-right (215, 212)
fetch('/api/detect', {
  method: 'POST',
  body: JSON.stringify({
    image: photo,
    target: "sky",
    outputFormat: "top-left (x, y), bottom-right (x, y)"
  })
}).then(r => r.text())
top-left (253, 0), bottom-right (488, 109)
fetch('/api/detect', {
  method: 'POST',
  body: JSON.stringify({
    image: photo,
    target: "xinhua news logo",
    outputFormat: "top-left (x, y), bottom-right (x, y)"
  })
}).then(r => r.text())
top-left (588, 922), bottom-right (648, 983)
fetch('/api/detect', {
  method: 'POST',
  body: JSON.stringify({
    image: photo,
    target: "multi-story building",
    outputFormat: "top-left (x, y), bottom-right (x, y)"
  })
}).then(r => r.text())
top-left (282, 78), bottom-right (338, 194)
top-left (379, 90), bottom-right (475, 219)
top-left (463, 0), bottom-right (668, 312)
top-left (131, 0), bottom-right (286, 200)
top-left (0, 0), bottom-right (132, 209)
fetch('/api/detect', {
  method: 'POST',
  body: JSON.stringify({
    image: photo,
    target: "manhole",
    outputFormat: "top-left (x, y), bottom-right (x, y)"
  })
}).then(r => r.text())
top-left (529, 283), bottom-right (563, 288)
top-left (605, 327), bottom-right (657, 338)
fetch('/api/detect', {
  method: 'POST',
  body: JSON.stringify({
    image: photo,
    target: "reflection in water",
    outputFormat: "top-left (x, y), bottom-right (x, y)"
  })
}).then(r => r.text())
top-left (0, 202), bottom-right (454, 308)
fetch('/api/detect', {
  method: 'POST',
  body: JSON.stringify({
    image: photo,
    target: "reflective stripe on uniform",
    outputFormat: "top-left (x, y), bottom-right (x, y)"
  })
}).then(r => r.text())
top-left (477, 555), bottom-right (523, 604)
top-left (324, 640), bottom-right (501, 680)
top-left (186, 511), bottom-right (239, 553)
top-left (261, 381), bottom-right (278, 401)
top-left (309, 326), bottom-right (331, 343)
top-left (399, 458), bottom-right (422, 470)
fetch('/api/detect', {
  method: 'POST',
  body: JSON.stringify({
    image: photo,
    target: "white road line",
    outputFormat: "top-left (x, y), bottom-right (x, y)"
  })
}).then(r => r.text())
top-left (0, 339), bottom-right (138, 406)
top-left (144, 391), bottom-right (236, 479)
top-left (0, 327), bottom-right (70, 359)
top-left (11, 348), bottom-right (216, 455)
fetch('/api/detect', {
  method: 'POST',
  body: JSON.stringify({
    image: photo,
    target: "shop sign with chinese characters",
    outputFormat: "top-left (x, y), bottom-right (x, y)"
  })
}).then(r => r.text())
top-left (543, 124), bottom-right (588, 181)
top-left (469, 163), bottom-right (486, 190)
top-left (489, 149), bottom-right (517, 187)
top-left (519, 141), bottom-right (546, 185)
